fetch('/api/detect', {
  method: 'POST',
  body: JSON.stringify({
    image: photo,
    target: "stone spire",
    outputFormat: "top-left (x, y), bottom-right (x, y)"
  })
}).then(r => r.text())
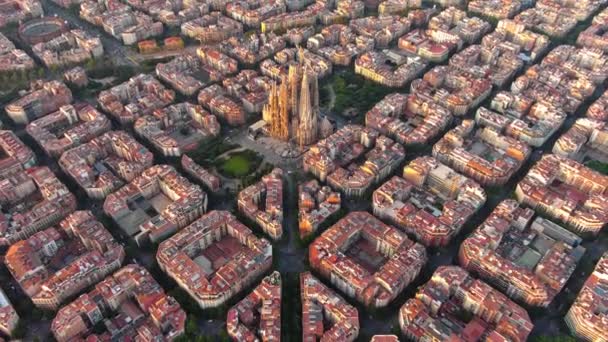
top-left (265, 76), bottom-right (289, 141)
top-left (288, 63), bottom-right (300, 119)
top-left (320, 116), bottom-right (334, 138)
top-left (297, 68), bottom-right (319, 147)
top-left (276, 75), bottom-right (290, 141)
top-left (262, 81), bottom-right (278, 123)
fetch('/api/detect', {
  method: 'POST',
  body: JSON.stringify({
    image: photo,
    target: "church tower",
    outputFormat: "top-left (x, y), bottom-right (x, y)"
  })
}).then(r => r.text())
top-left (276, 75), bottom-right (290, 141)
top-left (297, 69), bottom-right (319, 147)
top-left (262, 82), bottom-right (279, 123)
top-left (265, 76), bottom-right (290, 141)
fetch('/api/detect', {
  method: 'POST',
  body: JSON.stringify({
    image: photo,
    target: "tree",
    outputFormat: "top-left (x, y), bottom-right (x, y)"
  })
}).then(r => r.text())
top-left (49, 65), bottom-right (60, 75)
top-left (11, 321), bottom-right (26, 338)
top-left (333, 75), bottom-right (346, 93)
top-left (85, 58), bottom-right (97, 70)
top-left (218, 330), bottom-right (231, 342)
top-left (186, 316), bottom-right (198, 335)
top-left (391, 324), bottom-right (401, 336)
top-left (174, 335), bottom-right (190, 342)
top-left (31, 308), bottom-right (44, 320)
top-left (586, 160), bottom-right (608, 175)
top-left (533, 336), bottom-right (576, 342)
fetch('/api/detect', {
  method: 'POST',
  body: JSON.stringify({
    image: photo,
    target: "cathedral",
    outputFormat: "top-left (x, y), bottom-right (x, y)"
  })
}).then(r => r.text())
top-left (263, 60), bottom-right (329, 147)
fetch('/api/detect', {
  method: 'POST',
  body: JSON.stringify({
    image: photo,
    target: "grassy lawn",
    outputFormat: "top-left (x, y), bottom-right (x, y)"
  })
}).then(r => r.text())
top-left (186, 137), bottom-right (239, 167)
top-left (216, 150), bottom-right (263, 179)
top-left (186, 139), bottom-right (270, 181)
top-left (220, 154), bottom-right (252, 177)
